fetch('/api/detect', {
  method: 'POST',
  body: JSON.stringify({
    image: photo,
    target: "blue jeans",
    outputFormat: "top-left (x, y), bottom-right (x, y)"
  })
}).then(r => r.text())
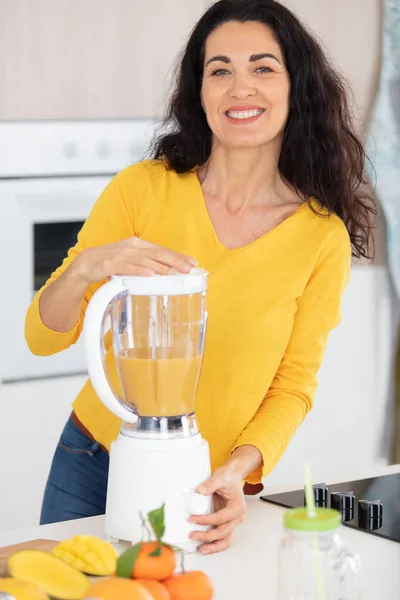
top-left (40, 416), bottom-right (109, 525)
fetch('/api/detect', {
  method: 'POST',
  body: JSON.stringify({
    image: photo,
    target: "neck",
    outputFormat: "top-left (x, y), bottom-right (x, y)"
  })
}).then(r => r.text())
top-left (198, 136), bottom-right (290, 212)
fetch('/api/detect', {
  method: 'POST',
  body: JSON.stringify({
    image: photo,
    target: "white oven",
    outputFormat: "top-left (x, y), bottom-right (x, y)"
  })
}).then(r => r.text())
top-left (0, 119), bottom-right (156, 383)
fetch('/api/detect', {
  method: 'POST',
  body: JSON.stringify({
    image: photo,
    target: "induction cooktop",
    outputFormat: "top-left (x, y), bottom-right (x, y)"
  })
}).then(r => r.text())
top-left (260, 473), bottom-right (400, 544)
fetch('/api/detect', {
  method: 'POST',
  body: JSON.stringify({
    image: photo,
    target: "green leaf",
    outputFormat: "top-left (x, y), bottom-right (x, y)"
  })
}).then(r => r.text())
top-left (148, 503), bottom-right (165, 540)
top-left (149, 539), bottom-right (162, 557)
top-left (116, 541), bottom-right (142, 578)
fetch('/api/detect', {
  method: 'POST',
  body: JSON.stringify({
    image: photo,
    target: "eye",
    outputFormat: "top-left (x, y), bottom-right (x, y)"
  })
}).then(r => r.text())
top-left (255, 66), bottom-right (273, 74)
top-left (210, 68), bottom-right (230, 76)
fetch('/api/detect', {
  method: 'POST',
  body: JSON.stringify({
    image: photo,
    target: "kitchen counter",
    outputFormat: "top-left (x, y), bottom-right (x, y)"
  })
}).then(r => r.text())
top-left (1, 464), bottom-right (400, 599)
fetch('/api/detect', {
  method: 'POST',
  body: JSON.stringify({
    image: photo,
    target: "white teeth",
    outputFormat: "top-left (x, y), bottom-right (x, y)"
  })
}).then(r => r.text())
top-left (226, 109), bottom-right (263, 119)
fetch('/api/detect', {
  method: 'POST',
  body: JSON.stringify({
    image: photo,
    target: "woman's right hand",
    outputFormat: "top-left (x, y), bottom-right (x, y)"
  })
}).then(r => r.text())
top-left (71, 236), bottom-right (198, 284)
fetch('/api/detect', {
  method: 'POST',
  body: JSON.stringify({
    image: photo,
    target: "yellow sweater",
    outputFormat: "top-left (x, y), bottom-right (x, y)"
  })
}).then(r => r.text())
top-left (25, 160), bottom-right (351, 483)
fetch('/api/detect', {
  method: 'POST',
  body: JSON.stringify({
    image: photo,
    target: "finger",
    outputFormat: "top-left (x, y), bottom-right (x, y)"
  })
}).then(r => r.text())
top-left (112, 263), bottom-right (155, 276)
top-left (195, 467), bottom-right (244, 497)
top-left (190, 502), bottom-right (246, 527)
top-left (108, 257), bottom-right (170, 276)
top-left (195, 473), bottom-right (227, 497)
top-left (131, 238), bottom-right (198, 269)
top-left (149, 248), bottom-right (197, 273)
top-left (133, 237), bottom-right (198, 264)
top-left (127, 256), bottom-right (172, 275)
top-left (190, 517), bottom-right (242, 544)
top-left (200, 532), bottom-right (233, 555)
top-left (104, 257), bottom-right (152, 277)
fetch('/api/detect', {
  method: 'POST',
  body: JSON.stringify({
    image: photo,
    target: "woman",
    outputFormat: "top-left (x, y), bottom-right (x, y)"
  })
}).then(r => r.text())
top-left (25, 0), bottom-right (375, 554)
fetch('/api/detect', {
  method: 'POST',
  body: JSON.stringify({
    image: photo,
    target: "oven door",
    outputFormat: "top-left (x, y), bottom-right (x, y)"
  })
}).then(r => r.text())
top-left (0, 175), bottom-right (112, 383)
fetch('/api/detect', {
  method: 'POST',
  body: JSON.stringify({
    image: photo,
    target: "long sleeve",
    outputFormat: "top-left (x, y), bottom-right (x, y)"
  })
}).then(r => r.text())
top-left (233, 223), bottom-right (352, 483)
top-left (24, 172), bottom-right (135, 356)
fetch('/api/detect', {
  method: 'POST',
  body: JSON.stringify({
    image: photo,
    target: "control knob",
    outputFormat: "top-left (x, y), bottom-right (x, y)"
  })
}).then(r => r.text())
top-left (331, 492), bottom-right (355, 512)
top-left (313, 484), bottom-right (328, 506)
top-left (358, 499), bottom-right (383, 520)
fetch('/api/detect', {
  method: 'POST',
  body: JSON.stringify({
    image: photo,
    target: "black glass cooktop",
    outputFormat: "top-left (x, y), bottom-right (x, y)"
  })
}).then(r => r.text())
top-left (260, 473), bottom-right (400, 544)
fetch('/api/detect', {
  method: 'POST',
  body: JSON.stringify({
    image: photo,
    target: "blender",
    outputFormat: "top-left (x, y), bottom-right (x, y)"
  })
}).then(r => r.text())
top-left (83, 269), bottom-right (213, 551)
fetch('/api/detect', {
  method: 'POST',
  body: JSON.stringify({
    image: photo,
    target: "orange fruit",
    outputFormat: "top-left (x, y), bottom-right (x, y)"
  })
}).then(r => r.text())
top-left (164, 571), bottom-right (214, 600)
top-left (135, 578), bottom-right (171, 600)
top-left (133, 542), bottom-right (176, 581)
top-left (83, 577), bottom-right (153, 599)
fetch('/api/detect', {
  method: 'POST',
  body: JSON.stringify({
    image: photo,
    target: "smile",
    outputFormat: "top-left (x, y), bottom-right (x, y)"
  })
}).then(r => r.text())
top-left (225, 108), bottom-right (265, 124)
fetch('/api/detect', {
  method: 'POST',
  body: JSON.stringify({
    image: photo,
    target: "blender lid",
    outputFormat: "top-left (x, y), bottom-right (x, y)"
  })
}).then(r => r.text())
top-left (110, 267), bottom-right (208, 296)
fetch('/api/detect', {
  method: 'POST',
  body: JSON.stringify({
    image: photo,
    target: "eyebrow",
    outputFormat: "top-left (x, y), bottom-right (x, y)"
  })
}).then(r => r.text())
top-left (205, 52), bottom-right (281, 67)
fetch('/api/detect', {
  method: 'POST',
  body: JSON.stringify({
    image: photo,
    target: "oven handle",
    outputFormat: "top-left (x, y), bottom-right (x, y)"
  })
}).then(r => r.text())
top-left (83, 278), bottom-right (138, 424)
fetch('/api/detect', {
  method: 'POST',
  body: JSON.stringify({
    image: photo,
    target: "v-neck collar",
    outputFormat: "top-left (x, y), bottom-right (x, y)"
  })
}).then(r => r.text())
top-left (185, 168), bottom-right (312, 253)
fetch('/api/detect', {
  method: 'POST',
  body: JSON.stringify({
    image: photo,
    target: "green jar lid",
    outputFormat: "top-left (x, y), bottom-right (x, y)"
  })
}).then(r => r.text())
top-left (284, 507), bottom-right (341, 532)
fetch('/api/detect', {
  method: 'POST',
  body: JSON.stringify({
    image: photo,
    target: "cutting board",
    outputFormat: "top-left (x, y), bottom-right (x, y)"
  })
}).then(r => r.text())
top-left (0, 539), bottom-right (59, 576)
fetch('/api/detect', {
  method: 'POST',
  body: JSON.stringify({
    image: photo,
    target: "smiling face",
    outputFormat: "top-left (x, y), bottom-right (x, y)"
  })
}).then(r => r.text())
top-left (201, 20), bottom-right (291, 150)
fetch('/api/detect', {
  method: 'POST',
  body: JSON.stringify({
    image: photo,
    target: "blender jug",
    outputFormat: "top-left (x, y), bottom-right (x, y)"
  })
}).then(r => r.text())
top-left (83, 269), bottom-right (213, 549)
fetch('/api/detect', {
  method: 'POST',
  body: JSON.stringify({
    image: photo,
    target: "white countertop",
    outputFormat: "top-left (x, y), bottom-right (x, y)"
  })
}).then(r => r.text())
top-left (1, 464), bottom-right (399, 599)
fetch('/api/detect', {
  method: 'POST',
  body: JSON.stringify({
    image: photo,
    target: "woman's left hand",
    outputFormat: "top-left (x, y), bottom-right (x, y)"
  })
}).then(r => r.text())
top-left (188, 466), bottom-right (247, 554)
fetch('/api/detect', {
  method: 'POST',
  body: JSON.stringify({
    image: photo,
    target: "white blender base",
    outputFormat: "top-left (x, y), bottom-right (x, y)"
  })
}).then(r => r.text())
top-left (105, 432), bottom-right (213, 552)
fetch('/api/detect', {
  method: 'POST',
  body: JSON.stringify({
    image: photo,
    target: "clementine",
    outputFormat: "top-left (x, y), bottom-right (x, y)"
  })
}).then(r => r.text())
top-left (132, 542), bottom-right (176, 581)
top-left (164, 571), bottom-right (214, 600)
top-left (135, 578), bottom-right (171, 600)
top-left (83, 576), bottom-right (153, 599)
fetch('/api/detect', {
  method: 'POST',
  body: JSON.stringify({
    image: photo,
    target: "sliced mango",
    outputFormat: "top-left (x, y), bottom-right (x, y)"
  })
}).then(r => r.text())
top-left (0, 577), bottom-right (49, 600)
top-left (7, 550), bottom-right (90, 600)
top-left (52, 535), bottom-right (118, 576)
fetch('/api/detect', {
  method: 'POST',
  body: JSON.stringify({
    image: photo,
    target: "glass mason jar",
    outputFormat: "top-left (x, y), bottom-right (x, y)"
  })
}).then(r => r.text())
top-left (278, 508), bottom-right (361, 600)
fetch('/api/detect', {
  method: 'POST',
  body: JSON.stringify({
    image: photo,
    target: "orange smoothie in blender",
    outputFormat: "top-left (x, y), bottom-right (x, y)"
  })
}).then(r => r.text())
top-left (116, 348), bottom-right (202, 417)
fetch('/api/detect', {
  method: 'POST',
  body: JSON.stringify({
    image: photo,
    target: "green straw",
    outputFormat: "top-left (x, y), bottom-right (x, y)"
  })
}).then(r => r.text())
top-left (304, 463), bottom-right (325, 600)
top-left (304, 463), bottom-right (317, 519)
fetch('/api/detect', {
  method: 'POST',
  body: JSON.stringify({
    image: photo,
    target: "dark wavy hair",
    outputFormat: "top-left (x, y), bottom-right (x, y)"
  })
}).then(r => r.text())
top-left (153, 0), bottom-right (376, 259)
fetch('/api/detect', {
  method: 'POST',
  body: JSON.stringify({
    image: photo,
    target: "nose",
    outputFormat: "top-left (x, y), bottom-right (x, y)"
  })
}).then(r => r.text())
top-left (228, 74), bottom-right (257, 100)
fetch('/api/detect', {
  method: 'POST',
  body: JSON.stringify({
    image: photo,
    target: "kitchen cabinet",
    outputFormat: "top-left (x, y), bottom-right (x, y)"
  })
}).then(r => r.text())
top-left (0, 0), bottom-right (380, 122)
top-left (0, 0), bottom-right (207, 119)
top-left (0, 375), bottom-right (87, 532)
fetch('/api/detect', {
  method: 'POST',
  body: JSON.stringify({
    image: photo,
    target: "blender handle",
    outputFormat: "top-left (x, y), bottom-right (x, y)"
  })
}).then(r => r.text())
top-left (83, 278), bottom-right (138, 424)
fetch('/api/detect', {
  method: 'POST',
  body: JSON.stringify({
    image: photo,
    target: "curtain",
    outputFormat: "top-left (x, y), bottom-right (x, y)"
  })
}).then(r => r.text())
top-left (366, 0), bottom-right (400, 462)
